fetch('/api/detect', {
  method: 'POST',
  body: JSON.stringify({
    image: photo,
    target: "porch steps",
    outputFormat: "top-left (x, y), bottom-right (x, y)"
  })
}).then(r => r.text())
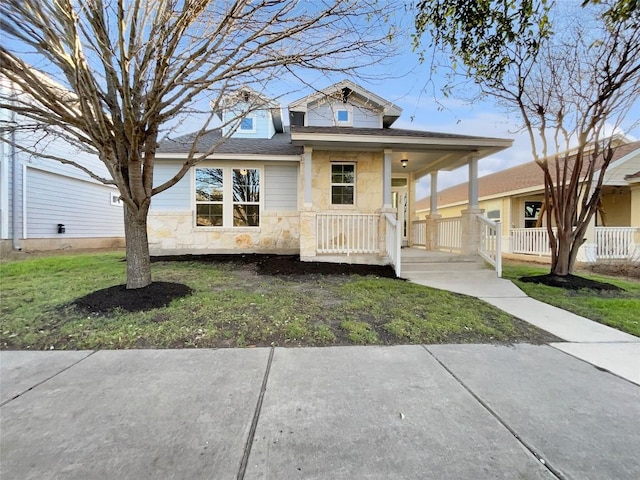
top-left (400, 249), bottom-right (488, 276)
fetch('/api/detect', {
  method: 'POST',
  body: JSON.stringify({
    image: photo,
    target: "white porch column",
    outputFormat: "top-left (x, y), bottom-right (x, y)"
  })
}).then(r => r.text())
top-left (468, 154), bottom-right (479, 209)
top-left (430, 171), bottom-right (438, 215)
top-left (461, 153), bottom-right (482, 255)
top-left (304, 146), bottom-right (313, 207)
top-left (383, 149), bottom-right (392, 208)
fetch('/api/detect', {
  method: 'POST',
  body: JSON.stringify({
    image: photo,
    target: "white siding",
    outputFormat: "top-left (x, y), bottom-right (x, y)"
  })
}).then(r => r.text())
top-left (307, 101), bottom-right (381, 128)
top-left (222, 106), bottom-right (275, 139)
top-left (26, 168), bottom-right (124, 238)
top-left (151, 161), bottom-right (191, 210)
top-left (265, 164), bottom-right (298, 211)
top-left (603, 151), bottom-right (640, 185)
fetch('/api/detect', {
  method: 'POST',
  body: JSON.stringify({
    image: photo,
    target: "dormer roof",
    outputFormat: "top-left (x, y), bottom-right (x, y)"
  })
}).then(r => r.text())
top-left (288, 79), bottom-right (402, 128)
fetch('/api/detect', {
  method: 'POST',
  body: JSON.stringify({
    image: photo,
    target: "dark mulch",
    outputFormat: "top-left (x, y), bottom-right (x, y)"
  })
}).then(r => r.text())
top-left (151, 253), bottom-right (398, 278)
top-left (519, 273), bottom-right (623, 291)
top-left (73, 281), bottom-right (193, 313)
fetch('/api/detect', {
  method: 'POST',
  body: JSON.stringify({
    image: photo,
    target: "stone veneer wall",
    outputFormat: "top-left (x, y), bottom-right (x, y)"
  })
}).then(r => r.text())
top-left (148, 210), bottom-right (300, 255)
top-left (298, 149), bottom-right (387, 264)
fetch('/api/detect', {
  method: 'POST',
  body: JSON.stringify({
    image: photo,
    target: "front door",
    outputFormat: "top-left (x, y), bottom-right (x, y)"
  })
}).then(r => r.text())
top-left (392, 183), bottom-right (408, 247)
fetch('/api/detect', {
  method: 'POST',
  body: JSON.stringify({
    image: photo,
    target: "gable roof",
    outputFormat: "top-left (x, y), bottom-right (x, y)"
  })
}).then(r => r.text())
top-left (288, 80), bottom-right (402, 127)
top-left (416, 140), bottom-right (640, 210)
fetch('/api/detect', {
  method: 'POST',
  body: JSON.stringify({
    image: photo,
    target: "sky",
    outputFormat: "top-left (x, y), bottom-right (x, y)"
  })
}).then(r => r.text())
top-left (261, 4), bottom-right (640, 201)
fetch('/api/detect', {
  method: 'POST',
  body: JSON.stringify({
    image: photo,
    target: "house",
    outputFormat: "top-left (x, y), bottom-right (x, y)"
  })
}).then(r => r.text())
top-left (0, 79), bottom-right (125, 255)
top-left (151, 80), bottom-right (513, 275)
top-left (415, 139), bottom-right (640, 262)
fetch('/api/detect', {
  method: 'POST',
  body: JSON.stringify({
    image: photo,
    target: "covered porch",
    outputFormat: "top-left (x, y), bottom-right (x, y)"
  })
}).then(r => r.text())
top-left (291, 129), bottom-right (512, 277)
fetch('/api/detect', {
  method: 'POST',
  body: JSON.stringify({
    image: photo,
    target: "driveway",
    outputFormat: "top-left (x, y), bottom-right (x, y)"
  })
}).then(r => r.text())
top-left (1, 346), bottom-right (639, 479)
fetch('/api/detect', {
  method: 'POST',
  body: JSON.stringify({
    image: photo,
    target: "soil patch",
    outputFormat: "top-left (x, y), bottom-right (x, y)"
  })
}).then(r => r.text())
top-left (151, 254), bottom-right (397, 278)
top-left (519, 273), bottom-right (623, 291)
top-left (73, 281), bottom-right (193, 313)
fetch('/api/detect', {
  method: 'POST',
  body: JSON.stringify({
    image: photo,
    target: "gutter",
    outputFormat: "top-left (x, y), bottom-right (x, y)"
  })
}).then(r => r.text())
top-left (10, 84), bottom-right (21, 251)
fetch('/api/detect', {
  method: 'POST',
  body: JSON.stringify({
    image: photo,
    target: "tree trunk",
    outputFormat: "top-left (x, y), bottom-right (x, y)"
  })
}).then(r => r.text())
top-left (551, 231), bottom-right (572, 276)
top-left (124, 205), bottom-right (152, 289)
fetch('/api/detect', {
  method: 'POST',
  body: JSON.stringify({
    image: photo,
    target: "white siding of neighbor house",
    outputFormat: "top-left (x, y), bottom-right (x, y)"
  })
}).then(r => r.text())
top-left (307, 101), bottom-right (381, 128)
top-left (603, 150), bottom-right (640, 185)
top-left (264, 164), bottom-right (298, 211)
top-left (26, 167), bottom-right (124, 238)
top-left (151, 161), bottom-right (192, 210)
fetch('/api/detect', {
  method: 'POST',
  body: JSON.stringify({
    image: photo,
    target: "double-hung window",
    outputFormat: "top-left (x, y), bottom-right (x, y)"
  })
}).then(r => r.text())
top-left (195, 167), bottom-right (260, 227)
top-left (331, 163), bottom-right (355, 205)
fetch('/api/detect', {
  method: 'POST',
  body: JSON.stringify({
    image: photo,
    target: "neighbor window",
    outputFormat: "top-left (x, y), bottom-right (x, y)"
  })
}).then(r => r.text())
top-left (331, 163), bottom-right (355, 205)
top-left (524, 201), bottom-right (542, 228)
top-left (195, 167), bottom-right (260, 227)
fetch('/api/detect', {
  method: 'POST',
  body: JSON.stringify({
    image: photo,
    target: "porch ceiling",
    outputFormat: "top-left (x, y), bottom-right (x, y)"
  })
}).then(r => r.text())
top-left (290, 127), bottom-right (513, 178)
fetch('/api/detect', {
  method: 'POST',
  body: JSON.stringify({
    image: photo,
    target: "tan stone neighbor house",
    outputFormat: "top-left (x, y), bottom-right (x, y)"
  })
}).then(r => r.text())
top-left (416, 140), bottom-right (640, 263)
top-left (149, 80), bottom-right (513, 276)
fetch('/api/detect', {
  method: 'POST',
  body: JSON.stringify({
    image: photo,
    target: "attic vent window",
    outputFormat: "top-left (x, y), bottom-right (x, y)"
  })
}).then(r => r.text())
top-left (335, 105), bottom-right (353, 126)
top-left (242, 91), bottom-right (250, 102)
top-left (341, 87), bottom-right (352, 103)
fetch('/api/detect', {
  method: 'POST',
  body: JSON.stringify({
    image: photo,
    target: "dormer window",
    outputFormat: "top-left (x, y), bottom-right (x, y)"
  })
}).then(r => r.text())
top-left (335, 105), bottom-right (353, 126)
top-left (240, 116), bottom-right (256, 133)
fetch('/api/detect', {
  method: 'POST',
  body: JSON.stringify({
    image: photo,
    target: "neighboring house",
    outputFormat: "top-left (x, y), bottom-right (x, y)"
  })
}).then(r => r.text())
top-left (0, 80), bottom-right (125, 254)
top-left (415, 139), bottom-right (640, 262)
top-left (152, 80), bottom-right (512, 275)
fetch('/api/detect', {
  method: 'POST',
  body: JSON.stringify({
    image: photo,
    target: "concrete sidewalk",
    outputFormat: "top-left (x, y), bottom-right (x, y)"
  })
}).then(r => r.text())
top-left (406, 269), bottom-right (640, 385)
top-left (1, 347), bottom-right (639, 479)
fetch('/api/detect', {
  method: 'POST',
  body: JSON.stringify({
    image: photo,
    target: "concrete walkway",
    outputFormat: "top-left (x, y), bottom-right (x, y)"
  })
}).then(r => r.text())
top-left (2, 347), bottom-right (639, 479)
top-left (406, 269), bottom-right (640, 385)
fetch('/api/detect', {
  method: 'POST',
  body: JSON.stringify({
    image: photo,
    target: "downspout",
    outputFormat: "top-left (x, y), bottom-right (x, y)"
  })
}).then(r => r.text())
top-left (10, 84), bottom-right (21, 250)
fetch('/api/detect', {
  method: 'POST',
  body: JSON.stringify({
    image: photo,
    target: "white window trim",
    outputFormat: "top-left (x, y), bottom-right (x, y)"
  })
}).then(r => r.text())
top-left (239, 115), bottom-right (257, 133)
top-left (334, 104), bottom-right (353, 126)
top-left (194, 165), bottom-right (262, 228)
top-left (330, 162), bottom-right (356, 207)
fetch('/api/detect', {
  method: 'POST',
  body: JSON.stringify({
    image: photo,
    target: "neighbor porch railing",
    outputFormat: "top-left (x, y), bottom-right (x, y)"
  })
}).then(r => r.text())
top-left (595, 227), bottom-right (639, 259)
top-left (478, 216), bottom-right (502, 277)
top-left (384, 213), bottom-right (402, 276)
top-left (435, 216), bottom-right (462, 251)
top-left (316, 213), bottom-right (379, 255)
top-left (412, 219), bottom-right (427, 247)
top-left (511, 227), bottom-right (556, 256)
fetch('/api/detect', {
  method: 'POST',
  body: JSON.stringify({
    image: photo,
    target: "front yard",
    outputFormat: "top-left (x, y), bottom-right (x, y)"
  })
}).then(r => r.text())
top-left (0, 252), bottom-right (558, 350)
top-left (502, 263), bottom-right (640, 337)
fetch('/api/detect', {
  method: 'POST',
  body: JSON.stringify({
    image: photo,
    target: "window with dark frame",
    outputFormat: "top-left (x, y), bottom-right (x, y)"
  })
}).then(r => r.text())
top-left (331, 163), bottom-right (355, 205)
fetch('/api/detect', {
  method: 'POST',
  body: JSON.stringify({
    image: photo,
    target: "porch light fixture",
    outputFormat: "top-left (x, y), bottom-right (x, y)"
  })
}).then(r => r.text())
top-left (401, 158), bottom-right (408, 168)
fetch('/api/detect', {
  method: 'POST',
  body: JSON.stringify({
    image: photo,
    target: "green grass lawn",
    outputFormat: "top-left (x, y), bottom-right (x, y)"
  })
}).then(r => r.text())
top-left (502, 263), bottom-right (640, 337)
top-left (0, 252), bottom-right (559, 350)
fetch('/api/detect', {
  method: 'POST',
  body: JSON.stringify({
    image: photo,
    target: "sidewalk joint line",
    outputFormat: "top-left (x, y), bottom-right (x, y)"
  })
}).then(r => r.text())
top-left (0, 350), bottom-right (97, 408)
top-left (421, 345), bottom-right (567, 480)
top-left (237, 346), bottom-right (274, 480)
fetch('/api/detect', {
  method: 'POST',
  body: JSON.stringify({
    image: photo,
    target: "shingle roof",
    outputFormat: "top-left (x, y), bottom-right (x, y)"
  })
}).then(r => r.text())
top-left (417, 140), bottom-right (640, 210)
top-left (291, 125), bottom-right (507, 141)
top-left (157, 130), bottom-right (302, 156)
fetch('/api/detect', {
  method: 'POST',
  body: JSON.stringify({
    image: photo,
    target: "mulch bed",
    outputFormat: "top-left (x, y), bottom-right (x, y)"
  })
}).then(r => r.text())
top-left (519, 273), bottom-right (623, 291)
top-left (74, 282), bottom-right (193, 313)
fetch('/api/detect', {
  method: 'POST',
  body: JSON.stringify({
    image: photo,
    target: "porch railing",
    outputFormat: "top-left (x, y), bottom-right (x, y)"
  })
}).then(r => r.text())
top-left (478, 216), bottom-right (502, 277)
top-left (384, 213), bottom-right (402, 276)
top-left (412, 219), bottom-right (427, 247)
top-left (511, 227), bottom-right (556, 256)
top-left (316, 213), bottom-right (379, 255)
top-left (435, 216), bottom-right (462, 251)
top-left (595, 227), bottom-right (639, 260)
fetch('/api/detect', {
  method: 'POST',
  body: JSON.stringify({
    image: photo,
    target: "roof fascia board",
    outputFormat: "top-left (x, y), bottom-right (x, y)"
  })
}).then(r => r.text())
top-left (290, 132), bottom-right (512, 149)
top-left (155, 153), bottom-right (301, 162)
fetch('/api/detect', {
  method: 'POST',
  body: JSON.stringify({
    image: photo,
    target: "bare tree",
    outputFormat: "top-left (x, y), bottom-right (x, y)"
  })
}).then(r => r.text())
top-left (0, 0), bottom-right (394, 288)
top-left (414, 0), bottom-right (640, 277)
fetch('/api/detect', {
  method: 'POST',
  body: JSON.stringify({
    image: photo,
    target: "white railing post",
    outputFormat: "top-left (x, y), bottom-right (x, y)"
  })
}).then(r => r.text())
top-left (477, 216), bottom-right (502, 277)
